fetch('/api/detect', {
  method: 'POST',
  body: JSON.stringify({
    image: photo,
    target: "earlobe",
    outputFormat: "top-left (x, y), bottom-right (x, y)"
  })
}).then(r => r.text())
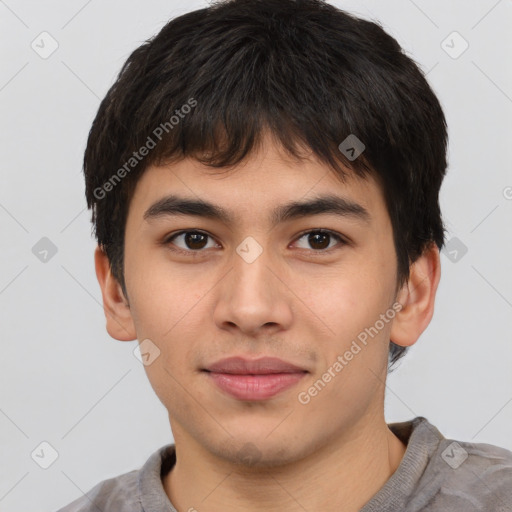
top-left (94, 246), bottom-right (137, 341)
top-left (390, 243), bottom-right (441, 348)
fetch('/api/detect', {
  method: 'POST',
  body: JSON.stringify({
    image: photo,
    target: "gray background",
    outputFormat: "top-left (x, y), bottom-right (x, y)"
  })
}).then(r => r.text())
top-left (0, 1), bottom-right (511, 510)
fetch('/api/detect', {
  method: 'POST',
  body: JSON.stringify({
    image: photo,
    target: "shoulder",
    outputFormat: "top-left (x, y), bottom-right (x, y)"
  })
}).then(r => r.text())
top-left (55, 469), bottom-right (141, 512)
top-left (54, 444), bottom-right (175, 512)
top-left (393, 417), bottom-right (512, 510)
top-left (426, 436), bottom-right (512, 510)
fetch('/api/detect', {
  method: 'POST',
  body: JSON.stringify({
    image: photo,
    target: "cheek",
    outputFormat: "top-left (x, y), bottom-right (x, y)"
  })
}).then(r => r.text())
top-left (298, 273), bottom-right (393, 422)
top-left (309, 267), bottom-right (392, 341)
top-left (126, 246), bottom-right (196, 333)
top-left (127, 261), bottom-right (211, 373)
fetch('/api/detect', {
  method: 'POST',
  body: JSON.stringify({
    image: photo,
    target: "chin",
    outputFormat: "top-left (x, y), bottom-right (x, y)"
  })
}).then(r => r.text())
top-left (210, 436), bottom-right (310, 470)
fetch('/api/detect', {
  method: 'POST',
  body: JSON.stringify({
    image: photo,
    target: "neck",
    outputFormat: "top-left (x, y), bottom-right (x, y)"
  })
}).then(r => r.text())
top-left (163, 412), bottom-right (407, 512)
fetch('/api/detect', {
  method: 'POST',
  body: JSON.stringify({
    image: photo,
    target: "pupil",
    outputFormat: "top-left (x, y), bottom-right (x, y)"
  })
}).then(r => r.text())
top-left (186, 232), bottom-right (207, 249)
top-left (309, 232), bottom-right (329, 250)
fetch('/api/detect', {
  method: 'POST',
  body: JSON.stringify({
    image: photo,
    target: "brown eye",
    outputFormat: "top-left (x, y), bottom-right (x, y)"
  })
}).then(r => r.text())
top-left (165, 231), bottom-right (217, 252)
top-left (183, 232), bottom-right (208, 250)
top-left (294, 230), bottom-right (346, 252)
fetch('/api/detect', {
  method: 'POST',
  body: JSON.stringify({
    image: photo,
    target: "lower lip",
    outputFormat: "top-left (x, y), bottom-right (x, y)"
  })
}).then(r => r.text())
top-left (205, 372), bottom-right (306, 400)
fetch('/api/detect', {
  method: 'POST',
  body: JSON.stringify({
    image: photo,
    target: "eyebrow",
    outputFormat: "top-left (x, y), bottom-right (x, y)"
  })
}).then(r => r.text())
top-left (143, 193), bottom-right (371, 226)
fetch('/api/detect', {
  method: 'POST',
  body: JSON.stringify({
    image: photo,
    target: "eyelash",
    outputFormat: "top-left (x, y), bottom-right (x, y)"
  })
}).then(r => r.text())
top-left (162, 229), bottom-right (348, 256)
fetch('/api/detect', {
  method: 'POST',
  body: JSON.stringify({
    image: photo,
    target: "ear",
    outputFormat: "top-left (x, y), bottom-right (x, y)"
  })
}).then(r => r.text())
top-left (94, 245), bottom-right (137, 341)
top-left (390, 243), bottom-right (441, 347)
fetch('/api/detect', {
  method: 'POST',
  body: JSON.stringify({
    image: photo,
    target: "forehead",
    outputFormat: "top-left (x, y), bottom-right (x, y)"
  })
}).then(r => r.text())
top-left (127, 139), bottom-right (386, 228)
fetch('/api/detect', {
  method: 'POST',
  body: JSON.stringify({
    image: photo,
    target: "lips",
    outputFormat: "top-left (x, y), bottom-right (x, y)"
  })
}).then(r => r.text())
top-left (204, 356), bottom-right (307, 374)
top-left (203, 356), bottom-right (308, 400)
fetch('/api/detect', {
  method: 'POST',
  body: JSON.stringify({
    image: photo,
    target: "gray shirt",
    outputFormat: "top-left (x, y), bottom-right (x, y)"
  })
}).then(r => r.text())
top-left (56, 416), bottom-right (512, 511)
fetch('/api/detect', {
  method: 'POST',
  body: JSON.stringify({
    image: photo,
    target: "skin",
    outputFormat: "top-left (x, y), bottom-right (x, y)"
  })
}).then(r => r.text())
top-left (95, 134), bottom-right (441, 512)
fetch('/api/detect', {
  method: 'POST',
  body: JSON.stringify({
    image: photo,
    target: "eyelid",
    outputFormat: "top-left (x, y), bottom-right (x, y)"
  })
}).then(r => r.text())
top-left (162, 229), bottom-right (219, 254)
top-left (292, 228), bottom-right (350, 247)
top-left (162, 228), bottom-right (349, 254)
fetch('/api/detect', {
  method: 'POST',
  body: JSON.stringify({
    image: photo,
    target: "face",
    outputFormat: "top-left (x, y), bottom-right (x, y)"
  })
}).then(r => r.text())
top-left (121, 138), bottom-right (402, 466)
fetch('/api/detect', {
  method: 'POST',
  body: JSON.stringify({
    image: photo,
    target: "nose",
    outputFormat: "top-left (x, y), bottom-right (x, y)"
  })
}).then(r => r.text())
top-left (212, 240), bottom-right (293, 336)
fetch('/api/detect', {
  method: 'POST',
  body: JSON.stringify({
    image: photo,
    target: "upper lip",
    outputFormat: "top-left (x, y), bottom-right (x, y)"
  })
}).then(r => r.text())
top-left (204, 356), bottom-right (308, 375)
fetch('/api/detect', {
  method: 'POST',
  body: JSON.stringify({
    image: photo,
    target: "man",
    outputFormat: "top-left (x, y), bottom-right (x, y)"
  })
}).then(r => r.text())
top-left (57, 0), bottom-right (512, 510)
